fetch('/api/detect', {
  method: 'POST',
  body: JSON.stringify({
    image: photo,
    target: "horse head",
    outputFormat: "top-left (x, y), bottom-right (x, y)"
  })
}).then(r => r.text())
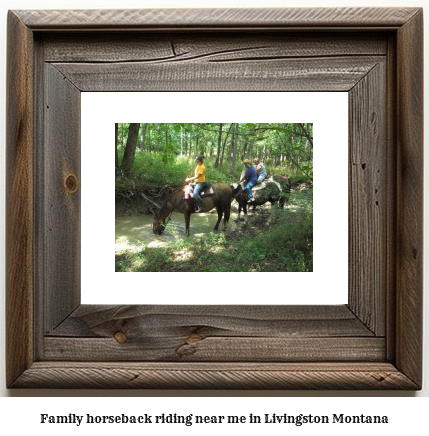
top-left (230, 183), bottom-right (243, 198)
top-left (152, 211), bottom-right (166, 235)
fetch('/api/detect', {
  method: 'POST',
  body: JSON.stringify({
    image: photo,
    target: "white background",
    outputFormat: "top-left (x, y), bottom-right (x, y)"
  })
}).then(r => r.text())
top-left (82, 92), bottom-right (348, 305)
top-left (0, 0), bottom-right (428, 427)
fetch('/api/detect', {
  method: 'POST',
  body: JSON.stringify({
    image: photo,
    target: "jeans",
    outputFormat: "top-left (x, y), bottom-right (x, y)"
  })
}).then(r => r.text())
top-left (245, 179), bottom-right (257, 197)
top-left (193, 182), bottom-right (207, 204)
top-left (257, 174), bottom-right (267, 184)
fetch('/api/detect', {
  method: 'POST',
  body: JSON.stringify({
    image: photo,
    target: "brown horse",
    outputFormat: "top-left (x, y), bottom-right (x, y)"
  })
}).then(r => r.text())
top-left (153, 183), bottom-right (234, 236)
top-left (232, 175), bottom-right (291, 223)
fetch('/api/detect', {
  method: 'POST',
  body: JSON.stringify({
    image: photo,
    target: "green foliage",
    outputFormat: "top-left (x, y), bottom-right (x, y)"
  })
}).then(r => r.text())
top-left (116, 152), bottom-right (240, 201)
top-left (116, 122), bottom-right (313, 180)
top-left (116, 152), bottom-right (192, 202)
top-left (253, 192), bottom-right (313, 272)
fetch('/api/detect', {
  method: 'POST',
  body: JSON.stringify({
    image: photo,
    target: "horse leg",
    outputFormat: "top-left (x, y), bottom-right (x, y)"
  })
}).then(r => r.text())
top-left (214, 206), bottom-right (222, 230)
top-left (243, 202), bottom-right (248, 225)
top-left (215, 203), bottom-right (231, 231)
top-left (223, 206), bottom-right (231, 231)
top-left (279, 197), bottom-right (285, 209)
top-left (235, 202), bottom-right (242, 222)
top-left (185, 213), bottom-right (191, 236)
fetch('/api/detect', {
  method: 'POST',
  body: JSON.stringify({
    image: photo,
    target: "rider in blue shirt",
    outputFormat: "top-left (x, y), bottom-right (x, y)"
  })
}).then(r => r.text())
top-left (237, 159), bottom-right (258, 203)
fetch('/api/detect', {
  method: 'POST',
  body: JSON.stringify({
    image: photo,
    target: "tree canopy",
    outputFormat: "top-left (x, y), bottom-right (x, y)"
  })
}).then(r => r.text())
top-left (116, 123), bottom-right (313, 181)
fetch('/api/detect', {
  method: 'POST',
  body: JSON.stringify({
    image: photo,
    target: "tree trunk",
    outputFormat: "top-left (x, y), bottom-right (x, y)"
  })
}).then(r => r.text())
top-left (215, 123), bottom-right (223, 168)
top-left (115, 123), bottom-right (119, 170)
top-left (121, 123), bottom-right (140, 176)
top-left (156, 125), bottom-right (161, 152)
top-left (230, 123), bottom-right (239, 172)
top-left (246, 123), bottom-right (260, 159)
top-left (241, 138), bottom-right (248, 161)
top-left (297, 123), bottom-right (313, 149)
top-left (220, 124), bottom-right (233, 167)
top-left (139, 123), bottom-right (148, 152)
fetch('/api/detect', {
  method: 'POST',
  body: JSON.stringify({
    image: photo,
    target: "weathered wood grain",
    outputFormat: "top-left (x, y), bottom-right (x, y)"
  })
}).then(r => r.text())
top-left (395, 9), bottom-right (424, 388)
top-left (11, 362), bottom-right (419, 390)
top-left (42, 33), bottom-right (388, 63)
top-left (44, 337), bottom-right (385, 362)
top-left (14, 8), bottom-right (420, 29)
top-left (42, 64), bottom-right (81, 333)
top-left (44, 305), bottom-right (380, 362)
top-left (5, 11), bottom-right (34, 389)
top-left (384, 33), bottom-right (398, 364)
top-left (6, 7), bottom-right (423, 390)
top-left (52, 56), bottom-right (384, 92)
top-left (348, 62), bottom-right (386, 335)
top-left (47, 305), bottom-right (374, 338)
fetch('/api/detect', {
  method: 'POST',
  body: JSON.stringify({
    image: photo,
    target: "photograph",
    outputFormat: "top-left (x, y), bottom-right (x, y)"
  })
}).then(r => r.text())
top-left (115, 122), bottom-right (313, 273)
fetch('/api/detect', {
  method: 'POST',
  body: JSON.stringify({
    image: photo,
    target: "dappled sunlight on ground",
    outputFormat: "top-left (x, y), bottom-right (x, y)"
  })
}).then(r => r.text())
top-left (192, 232), bottom-right (208, 238)
top-left (115, 234), bottom-right (170, 254)
top-left (115, 236), bottom-right (136, 253)
top-left (171, 248), bottom-right (194, 262)
top-left (115, 210), bottom-right (230, 252)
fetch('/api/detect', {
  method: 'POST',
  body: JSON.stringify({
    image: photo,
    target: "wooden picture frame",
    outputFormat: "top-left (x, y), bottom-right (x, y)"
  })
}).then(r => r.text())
top-left (6, 7), bottom-right (423, 390)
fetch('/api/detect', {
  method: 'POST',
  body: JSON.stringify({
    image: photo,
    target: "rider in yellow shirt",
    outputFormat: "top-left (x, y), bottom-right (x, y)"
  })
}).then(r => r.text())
top-left (185, 155), bottom-right (207, 213)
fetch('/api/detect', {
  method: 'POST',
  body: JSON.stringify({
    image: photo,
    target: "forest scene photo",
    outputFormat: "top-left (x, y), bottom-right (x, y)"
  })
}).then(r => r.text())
top-left (115, 123), bottom-right (313, 273)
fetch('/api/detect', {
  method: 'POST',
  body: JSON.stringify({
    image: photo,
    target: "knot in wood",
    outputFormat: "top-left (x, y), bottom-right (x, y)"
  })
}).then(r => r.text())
top-left (114, 331), bottom-right (128, 343)
top-left (64, 174), bottom-right (78, 193)
top-left (186, 333), bottom-right (203, 344)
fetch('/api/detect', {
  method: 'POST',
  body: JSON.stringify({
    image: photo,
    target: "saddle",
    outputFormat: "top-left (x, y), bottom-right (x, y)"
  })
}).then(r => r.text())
top-left (200, 183), bottom-right (214, 197)
top-left (185, 183), bottom-right (215, 199)
top-left (252, 182), bottom-right (266, 192)
top-left (251, 177), bottom-right (282, 193)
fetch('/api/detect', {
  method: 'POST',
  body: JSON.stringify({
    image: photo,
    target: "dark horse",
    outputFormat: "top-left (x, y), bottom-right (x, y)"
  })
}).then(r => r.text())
top-left (153, 183), bottom-right (234, 236)
top-left (232, 175), bottom-right (291, 223)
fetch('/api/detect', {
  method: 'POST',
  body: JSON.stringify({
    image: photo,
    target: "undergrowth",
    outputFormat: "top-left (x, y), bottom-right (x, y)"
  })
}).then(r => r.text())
top-left (115, 152), bottom-right (308, 205)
